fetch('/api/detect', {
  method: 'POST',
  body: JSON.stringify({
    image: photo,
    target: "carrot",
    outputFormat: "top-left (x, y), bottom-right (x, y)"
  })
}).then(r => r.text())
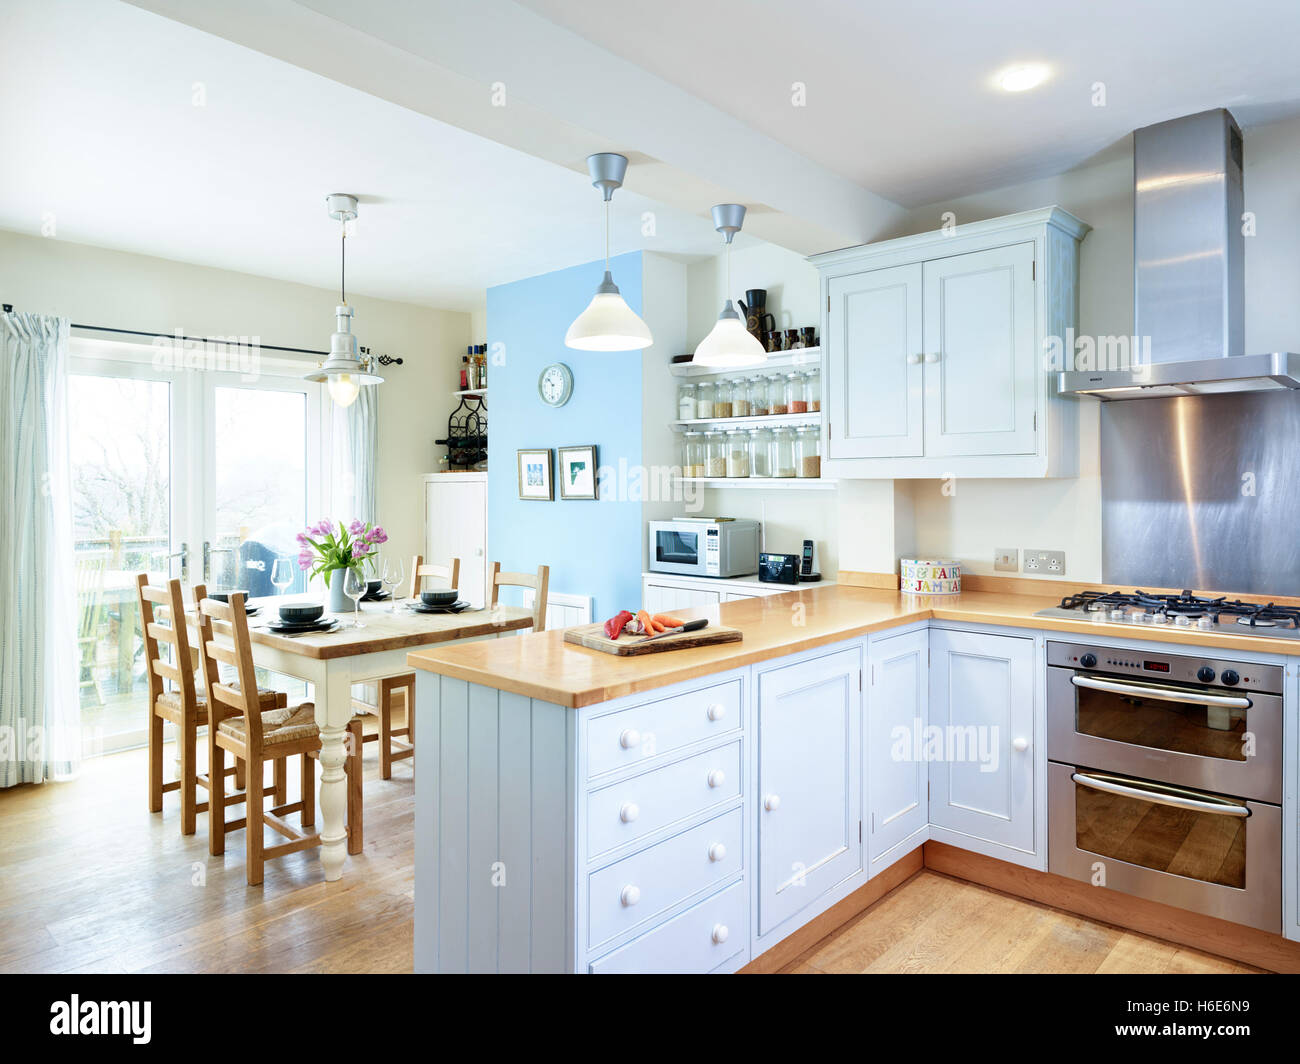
top-left (634, 609), bottom-right (662, 636)
top-left (652, 614), bottom-right (686, 629)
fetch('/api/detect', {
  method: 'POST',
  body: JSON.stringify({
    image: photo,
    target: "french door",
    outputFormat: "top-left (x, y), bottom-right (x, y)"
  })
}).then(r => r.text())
top-left (68, 339), bottom-right (326, 753)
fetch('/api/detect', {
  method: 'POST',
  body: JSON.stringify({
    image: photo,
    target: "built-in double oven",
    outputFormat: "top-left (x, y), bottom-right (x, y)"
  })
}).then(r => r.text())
top-left (1047, 640), bottom-right (1283, 933)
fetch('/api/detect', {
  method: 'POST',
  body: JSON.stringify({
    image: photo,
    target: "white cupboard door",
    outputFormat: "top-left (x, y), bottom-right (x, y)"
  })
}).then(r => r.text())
top-left (867, 629), bottom-right (928, 874)
top-left (757, 646), bottom-right (862, 934)
top-left (425, 478), bottom-right (488, 607)
top-left (642, 582), bottom-right (720, 614)
top-left (928, 629), bottom-right (1035, 854)
top-left (828, 263), bottom-right (924, 459)
top-left (921, 242), bottom-right (1037, 457)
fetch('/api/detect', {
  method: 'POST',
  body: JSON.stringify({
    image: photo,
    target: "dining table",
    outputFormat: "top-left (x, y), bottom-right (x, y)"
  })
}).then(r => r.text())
top-left (204, 594), bottom-right (535, 881)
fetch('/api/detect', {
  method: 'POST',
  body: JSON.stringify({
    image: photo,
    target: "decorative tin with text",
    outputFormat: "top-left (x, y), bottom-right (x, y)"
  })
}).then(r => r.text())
top-left (900, 558), bottom-right (961, 595)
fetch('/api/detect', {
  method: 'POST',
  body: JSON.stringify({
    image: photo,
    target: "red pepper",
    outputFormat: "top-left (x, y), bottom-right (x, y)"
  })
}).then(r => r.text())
top-left (603, 610), bottom-right (634, 640)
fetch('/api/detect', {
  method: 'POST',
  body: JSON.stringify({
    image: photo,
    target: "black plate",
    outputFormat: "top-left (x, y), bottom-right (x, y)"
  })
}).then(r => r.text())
top-left (361, 589), bottom-right (391, 602)
top-left (265, 618), bottom-right (340, 634)
top-left (407, 600), bottom-right (472, 614)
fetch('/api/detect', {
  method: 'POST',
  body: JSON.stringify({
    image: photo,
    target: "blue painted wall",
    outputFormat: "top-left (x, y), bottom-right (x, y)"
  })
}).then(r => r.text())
top-left (486, 252), bottom-right (644, 622)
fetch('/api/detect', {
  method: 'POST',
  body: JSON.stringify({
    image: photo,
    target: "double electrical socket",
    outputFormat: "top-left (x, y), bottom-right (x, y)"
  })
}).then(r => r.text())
top-left (1023, 549), bottom-right (1066, 575)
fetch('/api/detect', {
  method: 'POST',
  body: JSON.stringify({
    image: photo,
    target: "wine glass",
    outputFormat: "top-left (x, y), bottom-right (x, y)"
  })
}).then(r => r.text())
top-left (343, 567), bottom-right (367, 629)
top-left (271, 558), bottom-right (294, 599)
top-left (382, 555), bottom-right (405, 613)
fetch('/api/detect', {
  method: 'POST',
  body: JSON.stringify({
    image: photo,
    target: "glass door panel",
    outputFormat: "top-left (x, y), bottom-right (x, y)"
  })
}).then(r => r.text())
top-left (69, 373), bottom-right (173, 753)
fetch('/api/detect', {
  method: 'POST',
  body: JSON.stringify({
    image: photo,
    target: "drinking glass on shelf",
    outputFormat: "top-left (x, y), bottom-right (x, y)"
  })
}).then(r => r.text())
top-left (344, 567), bottom-right (367, 629)
top-left (271, 558), bottom-right (294, 598)
top-left (382, 555), bottom-right (405, 613)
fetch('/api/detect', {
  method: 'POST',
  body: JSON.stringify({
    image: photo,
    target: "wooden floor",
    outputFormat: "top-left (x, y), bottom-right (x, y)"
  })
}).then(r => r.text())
top-left (0, 747), bottom-right (1260, 974)
top-left (784, 869), bottom-right (1261, 974)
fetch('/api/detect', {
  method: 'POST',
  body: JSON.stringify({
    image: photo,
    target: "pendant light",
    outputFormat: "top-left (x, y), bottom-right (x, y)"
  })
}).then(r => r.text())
top-left (693, 204), bottom-right (767, 369)
top-left (565, 153), bottom-right (653, 351)
top-left (304, 193), bottom-right (383, 406)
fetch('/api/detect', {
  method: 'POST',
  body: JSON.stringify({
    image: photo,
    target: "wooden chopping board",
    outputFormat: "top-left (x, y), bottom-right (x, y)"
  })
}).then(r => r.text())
top-left (564, 621), bottom-right (743, 656)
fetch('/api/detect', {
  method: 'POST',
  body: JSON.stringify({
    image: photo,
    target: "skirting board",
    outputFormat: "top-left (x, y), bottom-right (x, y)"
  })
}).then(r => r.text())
top-left (924, 841), bottom-right (1300, 974)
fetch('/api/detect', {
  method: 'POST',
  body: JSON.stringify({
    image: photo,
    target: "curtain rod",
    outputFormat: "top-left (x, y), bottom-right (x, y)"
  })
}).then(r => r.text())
top-left (0, 304), bottom-right (403, 365)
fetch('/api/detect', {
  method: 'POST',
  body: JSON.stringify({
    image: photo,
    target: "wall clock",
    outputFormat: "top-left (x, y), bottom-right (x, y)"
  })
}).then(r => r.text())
top-left (538, 362), bottom-right (574, 407)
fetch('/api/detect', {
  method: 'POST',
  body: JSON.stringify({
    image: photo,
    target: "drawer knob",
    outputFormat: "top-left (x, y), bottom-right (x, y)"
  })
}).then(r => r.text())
top-left (711, 923), bottom-right (729, 945)
top-left (708, 842), bottom-right (727, 863)
top-left (706, 702), bottom-right (726, 721)
top-left (906, 352), bottom-right (923, 365)
top-left (620, 884), bottom-right (641, 907)
top-left (924, 351), bottom-right (941, 363)
top-left (1012, 736), bottom-right (1029, 752)
top-left (707, 769), bottom-right (726, 789)
top-left (619, 801), bottom-right (639, 823)
top-left (619, 728), bottom-right (641, 750)
top-left (764, 794), bottom-right (780, 812)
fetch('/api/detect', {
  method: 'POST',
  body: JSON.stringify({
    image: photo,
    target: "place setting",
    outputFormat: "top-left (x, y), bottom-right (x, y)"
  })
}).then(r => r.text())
top-left (405, 587), bottom-right (475, 615)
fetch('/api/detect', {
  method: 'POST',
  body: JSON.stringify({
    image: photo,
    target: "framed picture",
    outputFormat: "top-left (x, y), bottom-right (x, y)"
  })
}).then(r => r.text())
top-left (516, 449), bottom-right (553, 500)
top-left (558, 445), bottom-right (598, 500)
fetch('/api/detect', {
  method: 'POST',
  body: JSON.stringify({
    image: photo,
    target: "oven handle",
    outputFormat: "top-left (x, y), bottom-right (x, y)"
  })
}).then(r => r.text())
top-left (1070, 673), bottom-right (1252, 709)
top-left (1071, 771), bottom-right (1251, 818)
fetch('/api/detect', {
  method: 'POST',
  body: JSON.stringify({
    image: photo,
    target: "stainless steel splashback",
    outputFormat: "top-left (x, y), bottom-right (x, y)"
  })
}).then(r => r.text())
top-left (1101, 391), bottom-right (1300, 594)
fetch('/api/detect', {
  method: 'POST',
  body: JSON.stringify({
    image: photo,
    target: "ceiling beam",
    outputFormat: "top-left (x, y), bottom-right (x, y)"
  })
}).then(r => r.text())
top-left (125, 0), bottom-right (904, 254)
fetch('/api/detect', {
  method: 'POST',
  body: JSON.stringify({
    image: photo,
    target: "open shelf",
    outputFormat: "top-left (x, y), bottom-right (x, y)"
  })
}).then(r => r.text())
top-left (671, 411), bottom-right (821, 431)
top-left (668, 347), bottom-right (821, 378)
top-left (451, 387), bottom-right (487, 397)
top-left (675, 476), bottom-right (836, 491)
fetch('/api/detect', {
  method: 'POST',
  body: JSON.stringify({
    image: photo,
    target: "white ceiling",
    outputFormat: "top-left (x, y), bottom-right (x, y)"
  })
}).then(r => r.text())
top-left (0, 0), bottom-right (736, 310)
top-left (521, 0), bottom-right (1300, 206)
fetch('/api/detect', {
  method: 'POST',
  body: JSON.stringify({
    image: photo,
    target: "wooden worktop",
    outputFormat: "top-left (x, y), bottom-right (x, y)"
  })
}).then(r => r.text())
top-left (405, 585), bottom-right (1300, 707)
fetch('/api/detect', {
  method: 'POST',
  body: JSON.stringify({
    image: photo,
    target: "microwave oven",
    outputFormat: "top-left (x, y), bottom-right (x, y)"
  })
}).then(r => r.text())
top-left (647, 519), bottom-right (760, 578)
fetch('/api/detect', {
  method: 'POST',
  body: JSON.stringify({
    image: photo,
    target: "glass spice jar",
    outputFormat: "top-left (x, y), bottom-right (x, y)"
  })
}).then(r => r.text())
top-left (749, 428), bottom-right (772, 477)
top-left (804, 368), bottom-right (821, 413)
top-left (696, 381), bottom-right (715, 420)
top-left (703, 430), bottom-right (727, 478)
top-left (731, 377), bottom-right (752, 418)
top-left (768, 374), bottom-right (788, 415)
top-left (725, 429), bottom-right (750, 477)
top-left (681, 430), bottom-right (704, 478)
top-left (795, 425), bottom-right (821, 478)
top-left (770, 427), bottom-right (796, 478)
top-left (677, 381), bottom-right (698, 422)
top-left (785, 372), bottom-right (807, 414)
top-left (748, 375), bottom-right (769, 416)
top-left (713, 378), bottom-right (733, 418)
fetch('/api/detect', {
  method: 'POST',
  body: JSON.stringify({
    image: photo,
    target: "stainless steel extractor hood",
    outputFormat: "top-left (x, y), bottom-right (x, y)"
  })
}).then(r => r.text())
top-left (1058, 108), bottom-right (1300, 399)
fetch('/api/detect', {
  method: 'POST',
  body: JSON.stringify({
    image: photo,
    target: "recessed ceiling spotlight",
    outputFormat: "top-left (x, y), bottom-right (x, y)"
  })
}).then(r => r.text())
top-left (996, 63), bottom-right (1050, 92)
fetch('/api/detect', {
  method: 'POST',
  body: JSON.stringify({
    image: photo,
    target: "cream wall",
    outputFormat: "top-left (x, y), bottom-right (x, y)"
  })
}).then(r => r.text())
top-left (0, 229), bottom-right (470, 568)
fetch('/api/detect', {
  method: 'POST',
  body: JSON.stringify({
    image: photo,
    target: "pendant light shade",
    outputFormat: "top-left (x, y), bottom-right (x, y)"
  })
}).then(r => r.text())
top-left (565, 154), bottom-right (653, 352)
top-left (304, 194), bottom-right (383, 406)
top-left (693, 204), bottom-right (767, 369)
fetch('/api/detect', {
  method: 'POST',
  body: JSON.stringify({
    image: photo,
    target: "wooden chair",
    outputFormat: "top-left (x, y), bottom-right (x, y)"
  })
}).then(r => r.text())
top-left (137, 575), bottom-right (286, 836)
top-left (196, 591), bottom-right (362, 884)
top-left (348, 553), bottom-right (461, 779)
top-left (489, 562), bottom-right (551, 634)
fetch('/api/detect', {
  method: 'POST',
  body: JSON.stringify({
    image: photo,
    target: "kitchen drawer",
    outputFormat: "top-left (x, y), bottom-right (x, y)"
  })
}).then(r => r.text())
top-left (587, 741), bottom-right (741, 858)
top-left (589, 879), bottom-right (747, 974)
top-left (588, 807), bottom-right (742, 949)
top-left (586, 677), bottom-right (741, 778)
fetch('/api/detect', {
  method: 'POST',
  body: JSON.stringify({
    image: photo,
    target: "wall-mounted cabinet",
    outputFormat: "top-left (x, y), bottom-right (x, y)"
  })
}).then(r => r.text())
top-left (810, 207), bottom-right (1089, 479)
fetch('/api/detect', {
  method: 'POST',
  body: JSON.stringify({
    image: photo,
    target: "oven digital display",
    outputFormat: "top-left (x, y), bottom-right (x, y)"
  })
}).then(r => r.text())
top-left (1143, 660), bottom-right (1170, 673)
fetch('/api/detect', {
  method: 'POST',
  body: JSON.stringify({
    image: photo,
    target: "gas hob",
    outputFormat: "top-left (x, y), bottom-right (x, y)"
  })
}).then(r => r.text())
top-left (1034, 589), bottom-right (1300, 640)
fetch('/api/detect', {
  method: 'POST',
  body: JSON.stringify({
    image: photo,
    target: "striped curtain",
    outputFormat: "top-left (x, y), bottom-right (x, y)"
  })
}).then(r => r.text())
top-left (1, 313), bottom-right (78, 786)
top-left (330, 384), bottom-right (378, 525)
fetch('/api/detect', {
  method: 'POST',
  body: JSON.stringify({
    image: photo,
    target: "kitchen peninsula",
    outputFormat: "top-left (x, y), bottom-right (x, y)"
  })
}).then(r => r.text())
top-left (407, 583), bottom-right (1300, 974)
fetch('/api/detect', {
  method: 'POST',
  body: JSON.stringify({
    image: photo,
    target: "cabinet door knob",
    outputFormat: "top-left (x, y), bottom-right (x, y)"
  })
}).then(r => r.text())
top-left (619, 728), bottom-right (641, 749)
top-left (708, 842), bottom-right (727, 863)
top-left (1012, 736), bottom-right (1029, 752)
top-left (620, 884), bottom-right (641, 907)
top-left (924, 351), bottom-right (941, 363)
top-left (706, 702), bottom-right (726, 721)
top-left (619, 801), bottom-right (639, 823)
top-left (711, 923), bottom-right (729, 945)
top-left (764, 794), bottom-right (780, 812)
top-left (707, 769), bottom-right (726, 789)
top-left (906, 352), bottom-right (923, 365)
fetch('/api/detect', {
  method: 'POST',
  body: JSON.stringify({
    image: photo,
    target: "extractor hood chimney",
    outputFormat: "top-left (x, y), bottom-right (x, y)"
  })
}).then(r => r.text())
top-left (1058, 108), bottom-right (1300, 399)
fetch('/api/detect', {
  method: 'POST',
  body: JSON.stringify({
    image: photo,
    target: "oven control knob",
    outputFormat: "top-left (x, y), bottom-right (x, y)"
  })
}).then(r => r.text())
top-left (1197, 665), bottom-right (1216, 684)
top-left (1079, 653), bottom-right (1097, 669)
top-left (1221, 669), bottom-right (1240, 686)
